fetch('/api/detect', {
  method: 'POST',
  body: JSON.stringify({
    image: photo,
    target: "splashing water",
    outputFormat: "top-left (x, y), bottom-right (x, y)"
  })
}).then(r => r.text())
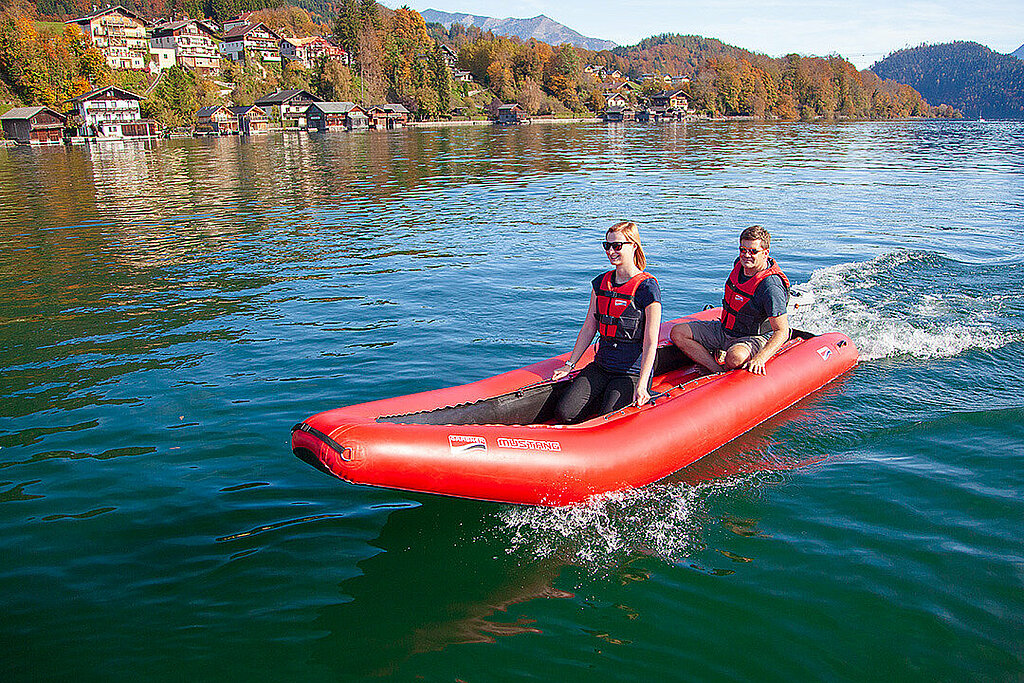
top-left (494, 474), bottom-right (773, 569)
top-left (789, 251), bottom-right (1021, 361)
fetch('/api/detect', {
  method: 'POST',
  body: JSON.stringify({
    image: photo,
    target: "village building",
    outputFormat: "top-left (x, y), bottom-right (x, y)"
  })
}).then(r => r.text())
top-left (641, 73), bottom-right (673, 85)
top-left (610, 81), bottom-right (640, 94)
top-left (603, 92), bottom-right (629, 109)
top-left (585, 65), bottom-right (623, 81)
top-left (150, 19), bottom-right (220, 75)
top-left (66, 5), bottom-right (148, 71)
top-left (222, 12), bottom-right (257, 33)
top-left (649, 89), bottom-right (690, 120)
top-left (149, 47), bottom-right (176, 73)
top-left (366, 107), bottom-right (388, 130)
top-left (70, 86), bottom-right (157, 139)
top-left (435, 44), bottom-right (472, 82)
top-left (255, 89), bottom-right (323, 128)
top-left (306, 102), bottom-right (368, 131)
top-left (600, 105), bottom-right (635, 123)
top-left (365, 104), bottom-right (409, 129)
top-left (220, 23), bottom-right (282, 63)
top-left (279, 36), bottom-right (348, 69)
top-left (376, 104), bottom-right (410, 129)
top-left (496, 103), bottom-right (529, 125)
top-left (1, 107), bottom-right (66, 144)
top-left (228, 106), bottom-right (270, 134)
top-left (439, 44), bottom-right (459, 70)
top-left (195, 105), bottom-right (238, 134)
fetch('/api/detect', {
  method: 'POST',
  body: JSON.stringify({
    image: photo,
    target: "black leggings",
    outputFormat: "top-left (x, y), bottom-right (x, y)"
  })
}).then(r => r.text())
top-left (555, 362), bottom-right (640, 424)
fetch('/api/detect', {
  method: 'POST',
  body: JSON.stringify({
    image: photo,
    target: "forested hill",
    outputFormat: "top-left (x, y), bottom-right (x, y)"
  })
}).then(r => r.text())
top-left (608, 34), bottom-right (753, 78)
top-left (871, 42), bottom-right (1024, 119)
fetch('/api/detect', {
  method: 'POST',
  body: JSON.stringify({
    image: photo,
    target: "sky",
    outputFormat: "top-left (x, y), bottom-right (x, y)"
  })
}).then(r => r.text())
top-left (392, 0), bottom-right (1024, 69)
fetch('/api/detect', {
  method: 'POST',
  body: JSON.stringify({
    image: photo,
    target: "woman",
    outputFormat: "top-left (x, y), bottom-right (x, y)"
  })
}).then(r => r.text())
top-left (552, 221), bottom-right (662, 423)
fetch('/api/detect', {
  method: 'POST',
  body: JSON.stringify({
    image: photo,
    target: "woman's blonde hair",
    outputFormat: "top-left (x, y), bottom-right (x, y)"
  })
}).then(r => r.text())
top-left (608, 220), bottom-right (647, 271)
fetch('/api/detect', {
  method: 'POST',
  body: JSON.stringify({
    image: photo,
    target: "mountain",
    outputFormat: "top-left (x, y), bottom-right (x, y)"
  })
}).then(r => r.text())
top-left (871, 42), bottom-right (1024, 119)
top-left (1013, 43), bottom-right (1024, 59)
top-left (421, 9), bottom-right (617, 51)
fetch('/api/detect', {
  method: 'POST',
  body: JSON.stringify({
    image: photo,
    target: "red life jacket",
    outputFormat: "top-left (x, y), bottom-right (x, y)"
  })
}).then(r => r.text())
top-left (595, 271), bottom-right (656, 342)
top-left (720, 258), bottom-right (790, 336)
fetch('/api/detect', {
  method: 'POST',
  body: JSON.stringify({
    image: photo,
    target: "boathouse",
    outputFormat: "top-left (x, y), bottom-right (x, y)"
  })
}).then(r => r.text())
top-left (496, 103), bottom-right (528, 125)
top-left (195, 105), bottom-right (238, 134)
top-left (368, 104), bottom-right (409, 129)
top-left (255, 89), bottom-right (322, 128)
top-left (228, 106), bottom-right (270, 134)
top-left (306, 102), bottom-right (367, 131)
top-left (601, 105), bottom-right (635, 123)
top-left (1, 107), bottom-right (66, 144)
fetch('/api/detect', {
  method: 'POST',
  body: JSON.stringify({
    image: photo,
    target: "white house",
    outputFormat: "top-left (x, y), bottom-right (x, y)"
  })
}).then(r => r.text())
top-left (220, 22), bottom-right (282, 63)
top-left (66, 5), bottom-right (148, 71)
top-left (150, 19), bottom-right (221, 75)
top-left (71, 85), bottom-right (157, 139)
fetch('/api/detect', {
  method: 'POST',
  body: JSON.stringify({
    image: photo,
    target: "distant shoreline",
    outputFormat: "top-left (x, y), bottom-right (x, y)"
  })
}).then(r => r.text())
top-left (408, 117), bottom-right (602, 128)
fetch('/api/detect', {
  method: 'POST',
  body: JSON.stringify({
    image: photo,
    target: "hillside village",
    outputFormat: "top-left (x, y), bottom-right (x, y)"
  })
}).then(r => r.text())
top-left (1, 4), bottom-right (707, 144)
top-left (0, 3), bottom-right (959, 145)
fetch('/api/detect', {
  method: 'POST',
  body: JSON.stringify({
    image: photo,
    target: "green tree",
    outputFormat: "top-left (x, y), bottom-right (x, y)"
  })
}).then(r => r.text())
top-left (144, 65), bottom-right (201, 128)
top-left (333, 0), bottom-right (361, 55)
top-left (311, 58), bottom-right (356, 101)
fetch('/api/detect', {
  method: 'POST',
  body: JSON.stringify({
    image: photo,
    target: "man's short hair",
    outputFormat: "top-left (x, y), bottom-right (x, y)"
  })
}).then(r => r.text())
top-left (740, 225), bottom-right (771, 249)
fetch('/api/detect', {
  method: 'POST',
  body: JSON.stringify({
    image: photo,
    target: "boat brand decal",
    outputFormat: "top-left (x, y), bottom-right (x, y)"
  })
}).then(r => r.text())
top-left (817, 346), bottom-right (832, 361)
top-left (449, 435), bottom-right (487, 456)
top-left (496, 437), bottom-right (562, 452)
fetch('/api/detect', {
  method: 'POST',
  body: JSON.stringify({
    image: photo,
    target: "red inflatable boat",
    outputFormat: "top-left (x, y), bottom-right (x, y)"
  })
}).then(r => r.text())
top-left (292, 308), bottom-right (858, 506)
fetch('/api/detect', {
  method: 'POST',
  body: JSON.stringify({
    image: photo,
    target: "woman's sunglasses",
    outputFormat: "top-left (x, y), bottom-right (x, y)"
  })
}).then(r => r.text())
top-left (602, 241), bottom-right (631, 251)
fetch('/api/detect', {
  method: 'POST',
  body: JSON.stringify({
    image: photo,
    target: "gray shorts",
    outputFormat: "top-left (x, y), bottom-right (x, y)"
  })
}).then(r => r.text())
top-left (686, 320), bottom-right (769, 356)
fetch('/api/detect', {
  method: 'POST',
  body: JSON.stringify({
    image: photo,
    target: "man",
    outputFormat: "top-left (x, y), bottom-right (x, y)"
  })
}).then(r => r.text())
top-left (670, 225), bottom-right (790, 375)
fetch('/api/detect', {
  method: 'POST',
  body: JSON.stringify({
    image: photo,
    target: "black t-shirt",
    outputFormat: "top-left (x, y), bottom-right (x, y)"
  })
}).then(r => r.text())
top-left (591, 273), bottom-right (661, 374)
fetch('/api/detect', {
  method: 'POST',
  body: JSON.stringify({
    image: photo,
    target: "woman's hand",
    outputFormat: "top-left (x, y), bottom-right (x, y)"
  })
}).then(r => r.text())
top-left (552, 362), bottom-right (574, 381)
top-left (633, 384), bottom-right (651, 405)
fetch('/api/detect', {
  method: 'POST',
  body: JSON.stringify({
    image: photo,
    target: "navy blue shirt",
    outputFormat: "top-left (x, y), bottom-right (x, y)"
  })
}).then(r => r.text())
top-left (591, 273), bottom-right (661, 374)
top-left (729, 271), bottom-right (788, 336)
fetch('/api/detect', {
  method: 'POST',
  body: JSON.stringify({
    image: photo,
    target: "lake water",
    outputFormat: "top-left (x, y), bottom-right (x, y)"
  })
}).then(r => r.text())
top-left (1, 121), bottom-right (1022, 680)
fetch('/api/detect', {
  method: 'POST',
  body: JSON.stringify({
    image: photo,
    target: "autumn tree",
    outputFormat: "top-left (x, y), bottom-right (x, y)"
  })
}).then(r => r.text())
top-left (0, 4), bottom-right (111, 109)
top-left (311, 58), bottom-right (357, 101)
top-left (543, 44), bottom-right (582, 110)
top-left (249, 6), bottom-right (322, 38)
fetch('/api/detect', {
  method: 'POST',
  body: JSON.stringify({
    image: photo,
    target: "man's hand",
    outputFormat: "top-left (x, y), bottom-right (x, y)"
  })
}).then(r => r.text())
top-left (743, 355), bottom-right (768, 375)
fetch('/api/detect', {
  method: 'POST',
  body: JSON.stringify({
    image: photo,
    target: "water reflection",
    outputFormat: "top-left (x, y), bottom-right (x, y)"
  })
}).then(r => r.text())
top-left (310, 498), bottom-right (572, 677)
